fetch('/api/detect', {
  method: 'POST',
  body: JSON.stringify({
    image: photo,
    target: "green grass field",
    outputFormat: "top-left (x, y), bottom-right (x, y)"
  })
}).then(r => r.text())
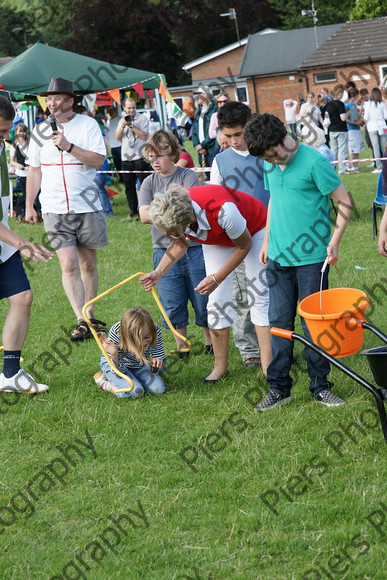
top-left (0, 152), bottom-right (386, 580)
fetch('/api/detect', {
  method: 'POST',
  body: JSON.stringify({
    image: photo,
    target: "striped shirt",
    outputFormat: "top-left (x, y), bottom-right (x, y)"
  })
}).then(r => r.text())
top-left (108, 321), bottom-right (165, 370)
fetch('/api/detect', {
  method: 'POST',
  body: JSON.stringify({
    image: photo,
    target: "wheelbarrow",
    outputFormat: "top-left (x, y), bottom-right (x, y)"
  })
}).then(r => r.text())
top-left (82, 272), bottom-right (191, 394)
top-left (271, 325), bottom-right (387, 442)
top-left (270, 286), bottom-right (387, 442)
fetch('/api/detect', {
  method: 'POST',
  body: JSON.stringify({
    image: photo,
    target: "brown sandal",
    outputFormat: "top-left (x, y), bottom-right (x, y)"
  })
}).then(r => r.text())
top-left (89, 318), bottom-right (107, 336)
top-left (70, 320), bottom-right (92, 341)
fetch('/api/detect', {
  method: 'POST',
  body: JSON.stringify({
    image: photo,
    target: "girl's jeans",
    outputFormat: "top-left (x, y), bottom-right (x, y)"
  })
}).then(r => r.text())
top-left (101, 357), bottom-right (166, 398)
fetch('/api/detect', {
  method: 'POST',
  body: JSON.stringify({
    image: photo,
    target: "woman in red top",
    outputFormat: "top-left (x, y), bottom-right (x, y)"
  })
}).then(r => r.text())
top-left (140, 184), bottom-right (271, 383)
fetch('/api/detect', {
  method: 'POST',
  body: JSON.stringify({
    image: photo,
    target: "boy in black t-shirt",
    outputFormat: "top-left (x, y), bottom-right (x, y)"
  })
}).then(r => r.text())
top-left (324, 85), bottom-right (348, 175)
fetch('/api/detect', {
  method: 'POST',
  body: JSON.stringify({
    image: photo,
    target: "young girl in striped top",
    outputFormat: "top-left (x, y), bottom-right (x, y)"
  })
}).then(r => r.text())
top-left (99, 307), bottom-right (166, 398)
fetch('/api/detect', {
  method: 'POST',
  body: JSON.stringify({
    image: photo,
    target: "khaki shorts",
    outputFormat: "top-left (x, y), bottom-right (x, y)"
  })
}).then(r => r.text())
top-left (43, 211), bottom-right (108, 251)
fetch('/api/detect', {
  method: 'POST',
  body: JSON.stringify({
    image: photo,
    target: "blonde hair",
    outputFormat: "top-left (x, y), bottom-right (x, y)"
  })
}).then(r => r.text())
top-left (119, 307), bottom-right (157, 365)
top-left (150, 184), bottom-right (194, 232)
top-left (144, 129), bottom-right (180, 163)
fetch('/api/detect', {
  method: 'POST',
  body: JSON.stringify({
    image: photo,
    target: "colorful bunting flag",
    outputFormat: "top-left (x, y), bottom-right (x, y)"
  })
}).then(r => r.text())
top-left (108, 88), bottom-right (121, 104)
top-left (37, 95), bottom-right (48, 111)
top-left (159, 79), bottom-right (167, 99)
top-left (132, 82), bottom-right (145, 99)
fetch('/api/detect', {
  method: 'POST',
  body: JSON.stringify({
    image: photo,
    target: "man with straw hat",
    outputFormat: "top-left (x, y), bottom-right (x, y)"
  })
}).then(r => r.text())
top-left (25, 77), bottom-right (108, 341)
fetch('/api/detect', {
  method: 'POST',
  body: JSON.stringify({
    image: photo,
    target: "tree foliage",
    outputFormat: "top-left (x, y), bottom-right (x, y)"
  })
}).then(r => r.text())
top-left (349, 0), bottom-right (387, 20)
top-left (61, 0), bottom-right (181, 83)
top-left (0, 0), bottom-right (364, 85)
top-left (62, 0), bottom-right (278, 85)
top-left (1, 0), bottom-right (76, 54)
top-left (269, 0), bottom-right (356, 30)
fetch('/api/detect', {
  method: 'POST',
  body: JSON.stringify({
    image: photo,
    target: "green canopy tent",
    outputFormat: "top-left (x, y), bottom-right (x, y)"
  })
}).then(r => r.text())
top-left (0, 43), bottom-right (168, 126)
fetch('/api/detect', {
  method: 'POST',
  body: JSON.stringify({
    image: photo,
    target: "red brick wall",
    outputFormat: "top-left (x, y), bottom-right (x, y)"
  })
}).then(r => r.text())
top-left (246, 61), bottom-right (384, 120)
top-left (247, 74), bottom-right (302, 118)
top-left (306, 61), bottom-right (382, 98)
top-left (190, 45), bottom-right (245, 82)
top-left (170, 60), bottom-right (384, 122)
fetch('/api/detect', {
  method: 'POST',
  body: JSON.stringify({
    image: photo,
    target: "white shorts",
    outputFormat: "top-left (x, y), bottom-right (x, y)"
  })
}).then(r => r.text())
top-left (348, 130), bottom-right (364, 155)
top-left (203, 228), bottom-right (269, 330)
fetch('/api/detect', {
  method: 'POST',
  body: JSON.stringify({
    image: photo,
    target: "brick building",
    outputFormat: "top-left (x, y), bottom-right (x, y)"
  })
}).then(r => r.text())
top-left (238, 24), bottom-right (342, 118)
top-left (299, 17), bottom-right (387, 103)
top-left (168, 38), bottom-right (249, 109)
top-left (169, 17), bottom-right (387, 122)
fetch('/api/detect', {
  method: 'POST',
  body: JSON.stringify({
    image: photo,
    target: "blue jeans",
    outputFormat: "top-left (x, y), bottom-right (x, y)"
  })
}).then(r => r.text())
top-left (153, 245), bottom-right (208, 329)
top-left (265, 259), bottom-right (332, 397)
top-left (96, 172), bottom-right (113, 217)
top-left (101, 357), bottom-right (166, 398)
top-left (329, 131), bottom-right (348, 174)
top-left (231, 262), bottom-right (260, 361)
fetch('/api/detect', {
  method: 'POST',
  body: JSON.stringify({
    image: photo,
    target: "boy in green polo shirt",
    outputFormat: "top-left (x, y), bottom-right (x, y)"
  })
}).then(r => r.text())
top-left (244, 113), bottom-right (353, 410)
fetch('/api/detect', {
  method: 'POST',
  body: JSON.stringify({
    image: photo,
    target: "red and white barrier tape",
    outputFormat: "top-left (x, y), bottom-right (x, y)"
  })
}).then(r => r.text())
top-left (96, 156), bottom-right (387, 173)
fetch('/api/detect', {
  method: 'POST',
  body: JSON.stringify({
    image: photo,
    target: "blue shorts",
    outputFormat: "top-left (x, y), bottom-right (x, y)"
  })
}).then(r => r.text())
top-left (153, 245), bottom-right (208, 329)
top-left (0, 251), bottom-right (31, 299)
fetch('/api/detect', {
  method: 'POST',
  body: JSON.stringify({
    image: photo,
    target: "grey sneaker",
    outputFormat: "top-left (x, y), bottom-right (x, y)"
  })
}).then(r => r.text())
top-left (243, 357), bottom-right (261, 368)
top-left (314, 389), bottom-right (345, 407)
top-left (0, 369), bottom-right (49, 394)
top-left (254, 390), bottom-right (292, 412)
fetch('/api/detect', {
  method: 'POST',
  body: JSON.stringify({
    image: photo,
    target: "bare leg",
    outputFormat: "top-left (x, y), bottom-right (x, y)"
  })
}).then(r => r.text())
top-left (2, 290), bottom-right (33, 350)
top-left (174, 326), bottom-right (188, 350)
top-left (202, 326), bottom-right (212, 346)
top-left (205, 327), bottom-right (230, 381)
top-left (56, 246), bottom-right (86, 320)
top-left (78, 247), bottom-right (98, 318)
top-left (255, 325), bottom-right (272, 376)
top-left (351, 153), bottom-right (359, 170)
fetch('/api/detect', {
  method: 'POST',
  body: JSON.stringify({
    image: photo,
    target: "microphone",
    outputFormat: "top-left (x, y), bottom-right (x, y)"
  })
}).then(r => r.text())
top-left (47, 114), bottom-right (62, 151)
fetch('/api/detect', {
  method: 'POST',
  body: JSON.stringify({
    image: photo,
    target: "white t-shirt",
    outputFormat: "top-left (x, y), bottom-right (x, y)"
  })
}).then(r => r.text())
top-left (283, 100), bottom-right (298, 123)
top-left (27, 114), bottom-right (106, 214)
top-left (363, 101), bottom-right (387, 133)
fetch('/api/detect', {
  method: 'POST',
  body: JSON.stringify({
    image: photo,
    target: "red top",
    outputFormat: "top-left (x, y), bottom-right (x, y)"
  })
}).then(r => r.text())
top-left (179, 150), bottom-right (194, 168)
top-left (187, 185), bottom-right (267, 247)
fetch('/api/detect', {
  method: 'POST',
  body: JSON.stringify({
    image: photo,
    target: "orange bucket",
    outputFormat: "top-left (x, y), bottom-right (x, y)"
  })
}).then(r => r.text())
top-left (297, 288), bottom-right (370, 358)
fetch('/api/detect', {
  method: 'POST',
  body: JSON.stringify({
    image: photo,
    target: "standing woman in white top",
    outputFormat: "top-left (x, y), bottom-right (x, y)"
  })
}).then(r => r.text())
top-left (363, 87), bottom-right (387, 172)
top-left (299, 92), bottom-right (324, 127)
top-left (9, 123), bottom-right (29, 222)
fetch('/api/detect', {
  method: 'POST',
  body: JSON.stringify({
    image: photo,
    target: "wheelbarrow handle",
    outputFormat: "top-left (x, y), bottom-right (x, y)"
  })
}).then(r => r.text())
top-left (271, 328), bottom-right (295, 340)
top-left (346, 318), bottom-right (387, 344)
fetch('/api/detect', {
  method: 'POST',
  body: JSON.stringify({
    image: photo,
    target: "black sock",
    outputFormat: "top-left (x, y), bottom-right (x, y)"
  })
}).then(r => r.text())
top-left (2, 351), bottom-right (21, 378)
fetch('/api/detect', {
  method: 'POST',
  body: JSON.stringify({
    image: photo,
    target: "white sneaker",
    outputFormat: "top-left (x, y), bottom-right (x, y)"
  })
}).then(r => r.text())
top-left (0, 369), bottom-right (49, 394)
top-left (372, 168), bottom-right (382, 173)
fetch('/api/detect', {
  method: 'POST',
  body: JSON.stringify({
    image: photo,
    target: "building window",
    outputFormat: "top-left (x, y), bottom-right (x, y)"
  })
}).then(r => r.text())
top-left (314, 71), bottom-right (337, 84)
top-left (234, 85), bottom-right (248, 104)
top-left (380, 64), bottom-right (387, 87)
